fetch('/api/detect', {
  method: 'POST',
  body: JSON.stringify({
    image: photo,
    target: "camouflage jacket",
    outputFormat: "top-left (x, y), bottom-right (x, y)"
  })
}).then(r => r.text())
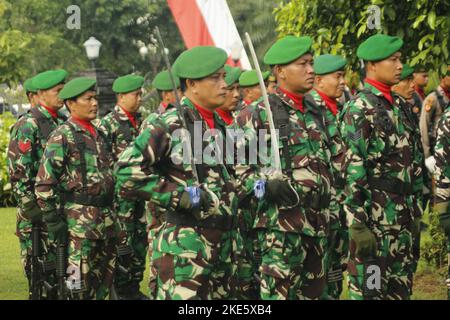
top-left (114, 97), bottom-right (238, 236)
top-left (434, 106), bottom-right (450, 214)
top-left (140, 103), bottom-right (176, 133)
top-left (35, 118), bottom-right (117, 240)
top-left (340, 82), bottom-right (418, 227)
top-left (99, 105), bottom-right (142, 162)
top-left (396, 94), bottom-right (425, 218)
top-left (234, 87), bottom-right (338, 237)
top-left (307, 89), bottom-right (347, 228)
top-left (8, 104), bottom-right (66, 212)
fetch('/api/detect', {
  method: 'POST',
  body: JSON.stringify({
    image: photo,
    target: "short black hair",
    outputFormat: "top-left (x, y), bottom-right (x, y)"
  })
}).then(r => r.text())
top-left (180, 78), bottom-right (187, 93)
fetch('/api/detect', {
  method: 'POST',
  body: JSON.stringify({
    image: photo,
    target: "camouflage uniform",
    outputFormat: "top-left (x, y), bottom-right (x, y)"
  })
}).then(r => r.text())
top-left (307, 90), bottom-right (348, 299)
top-left (340, 82), bottom-right (417, 300)
top-left (434, 106), bottom-right (450, 215)
top-left (396, 94), bottom-right (425, 294)
top-left (419, 85), bottom-right (449, 158)
top-left (7, 104), bottom-right (66, 297)
top-left (139, 102), bottom-right (175, 298)
top-left (35, 118), bottom-right (119, 300)
top-left (99, 105), bottom-right (146, 296)
top-left (235, 87), bottom-right (341, 300)
top-left (115, 97), bottom-right (240, 300)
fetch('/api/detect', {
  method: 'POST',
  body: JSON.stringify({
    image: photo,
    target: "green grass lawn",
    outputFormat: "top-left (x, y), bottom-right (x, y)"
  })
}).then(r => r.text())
top-left (0, 207), bottom-right (447, 300)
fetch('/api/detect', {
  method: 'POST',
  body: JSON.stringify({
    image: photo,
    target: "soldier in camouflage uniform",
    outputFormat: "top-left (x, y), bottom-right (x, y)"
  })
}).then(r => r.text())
top-left (115, 46), bottom-right (240, 300)
top-left (340, 35), bottom-right (417, 300)
top-left (392, 64), bottom-right (426, 295)
top-left (411, 64), bottom-right (429, 122)
top-left (238, 70), bottom-right (270, 108)
top-left (235, 36), bottom-right (340, 300)
top-left (307, 54), bottom-right (348, 299)
top-left (35, 77), bottom-right (119, 300)
top-left (434, 85), bottom-right (450, 273)
top-left (99, 74), bottom-right (147, 300)
top-left (142, 70), bottom-right (180, 298)
top-left (216, 65), bottom-right (242, 126)
top-left (7, 69), bottom-right (68, 299)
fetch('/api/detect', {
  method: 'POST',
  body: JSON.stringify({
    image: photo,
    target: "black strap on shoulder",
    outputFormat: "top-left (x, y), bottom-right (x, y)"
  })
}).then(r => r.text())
top-left (183, 107), bottom-right (207, 184)
top-left (269, 95), bottom-right (292, 177)
top-left (303, 94), bottom-right (332, 147)
top-left (113, 112), bottom-right (133, 143)
top-left (435, 90), bottom-right (450, 111)
top-left (67, 123), bottom-right (88, 193)
top-left (30, 107), bottom-right (54, 140)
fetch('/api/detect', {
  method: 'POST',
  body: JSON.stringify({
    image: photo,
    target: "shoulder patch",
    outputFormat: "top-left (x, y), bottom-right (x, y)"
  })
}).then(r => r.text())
top-left (19, 140), bottom-right (32, 153)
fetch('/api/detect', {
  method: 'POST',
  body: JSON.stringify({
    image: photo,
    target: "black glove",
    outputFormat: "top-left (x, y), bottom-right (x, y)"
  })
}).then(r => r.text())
top-left (44, 212), bottom-right (68, 244)
top-left (350, 223), bottom-right (377, 259)
top-left (178, 190), bottom-right (211, 213)
top-left (265, 178), bottom-right (299, 208)
top-left (22, 202), bottom-right (42, 222)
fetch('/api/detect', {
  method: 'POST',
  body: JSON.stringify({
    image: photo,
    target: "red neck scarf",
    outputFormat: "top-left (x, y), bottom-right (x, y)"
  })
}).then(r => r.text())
top-left (279, 87), bottom-right (304, 112)
top-left (365, 78), bottom-right (393, 104)
top-left (316, 89), bottom-right (338, 116)
top-left (243, 99), bottom-right (253, 106)
top-left (216, 108), bottom-right (233, 125)
top-left (72, 115), bottom-right (96, 138)
top-left (40, 103), bottom-right (58, 119)
top-left (193, 103), bottom-right (215, 129)
top-left (442, 86), bottom-right (450, 101)
top-left (119, 105), bottom-right (137, 129)
top-left (415, 85), bottom-right (426, 100)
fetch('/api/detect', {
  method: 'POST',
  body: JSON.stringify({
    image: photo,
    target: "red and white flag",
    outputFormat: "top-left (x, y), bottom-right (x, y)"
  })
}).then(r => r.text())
top-left (167, 0), bottom-right (251, 69)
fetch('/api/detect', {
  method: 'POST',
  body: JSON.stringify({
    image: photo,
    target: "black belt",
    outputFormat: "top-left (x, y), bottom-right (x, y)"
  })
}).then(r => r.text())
top-left (300, 192), bottom-right (331, 210)
top-left (166, 211), bottom-right (237, 231)
top-left (61, 193), bottom-right (112, 207)
top-left (368, 177), bottom-right (413, 195)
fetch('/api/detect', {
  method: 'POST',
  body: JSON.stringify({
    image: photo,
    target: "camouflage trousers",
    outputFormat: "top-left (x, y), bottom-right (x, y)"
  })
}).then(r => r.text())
top-left (115, 200), bottom-right (148, 292)
top-left (236, 208), bottom-right (260, 300)
top-left (152, 222), bottom-right (239, 300)
top-left (67, 236), bottom-right (117, 300)
top-left (347, 223), bottom-right (413, 300)
top-left (16, 211), bottom-right (57, 298)
top-left (257, 229), bottom-right (327, 300)
top-left (147, 202), bottom-right (166, 299)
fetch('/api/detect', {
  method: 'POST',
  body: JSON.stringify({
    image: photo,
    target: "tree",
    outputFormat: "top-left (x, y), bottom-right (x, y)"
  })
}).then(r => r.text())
top-left (274, 0), bottom-right (450, 86)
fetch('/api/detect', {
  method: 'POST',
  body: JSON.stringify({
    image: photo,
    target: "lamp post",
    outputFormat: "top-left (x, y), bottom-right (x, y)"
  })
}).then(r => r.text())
top-left (231, 43), bottom-right (242, 67)
top-left (83, 36), bottom-right (102, 70)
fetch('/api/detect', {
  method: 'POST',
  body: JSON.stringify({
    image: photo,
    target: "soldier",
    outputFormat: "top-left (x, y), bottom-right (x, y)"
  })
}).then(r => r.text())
top-left (434, 92), bottom-right (450, 271)
top-left (412, 64), bottom-right (429, 107)
top-left (238, 70), bottom-right (270, 108)
top-left (235, 36), bottom-right (339, 300)
top-left (392, 64), bottom-right (426, 295)
top-left (23, 78), bottom-right (39, 107)
top-left (99, 74), bottom-right (147, 300)
top-left (340, 34), bottom-right (416, 300)
top-left (420, 65), bottom-right (450, 160)
top-left (151, 70), bottom-right (181, 115)
top-left (7, 69), bottom-right (67, 299)
top-left (215, 65), bottom-right (242, 126)
top-left (35, 77), bottom-right (119, 300)
top-left (115, 46), bottom-right (239, 300)
top-left (307, 54), bottom-right (348, 299)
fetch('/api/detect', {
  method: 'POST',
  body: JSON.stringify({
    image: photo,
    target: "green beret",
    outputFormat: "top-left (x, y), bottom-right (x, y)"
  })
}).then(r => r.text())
top-left (264, 36), bottom-right (313, 65)
top-left (313, 54), bottom-right (347, 75)
top-left (239, 70), bottom-right (270, 87)
top-left (173, 46), bottom-right (228, 79)
top-left (152, 71), bottom-right (180, 91)
top-left (32, 69), bottom-right (68, 90)
top-left (113, 74), bottom-right (145, 93)
top-left (58, 77), bottom-right (96, 100)
top-left (357, 34), bottom-right (403, 61)
top-left (224, 66), bottom-right (243, 87)
top-left (400, 64), bottom-right (414, 80)
top-left (23, 78), bottom-right (37, 93)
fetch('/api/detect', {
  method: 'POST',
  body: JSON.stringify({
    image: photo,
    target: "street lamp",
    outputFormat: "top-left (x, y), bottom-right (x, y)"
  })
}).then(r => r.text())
top-left (231, 43), bottom-right (242, 67)
top-left (83, 36), bottom-right (102, 70)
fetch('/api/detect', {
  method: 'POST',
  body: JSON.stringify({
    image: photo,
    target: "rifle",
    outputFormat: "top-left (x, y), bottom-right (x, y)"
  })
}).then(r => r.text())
top-left (30, 221), bottom-right (42, 300)
top-left (154, 26), bottom-right (201, 207)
